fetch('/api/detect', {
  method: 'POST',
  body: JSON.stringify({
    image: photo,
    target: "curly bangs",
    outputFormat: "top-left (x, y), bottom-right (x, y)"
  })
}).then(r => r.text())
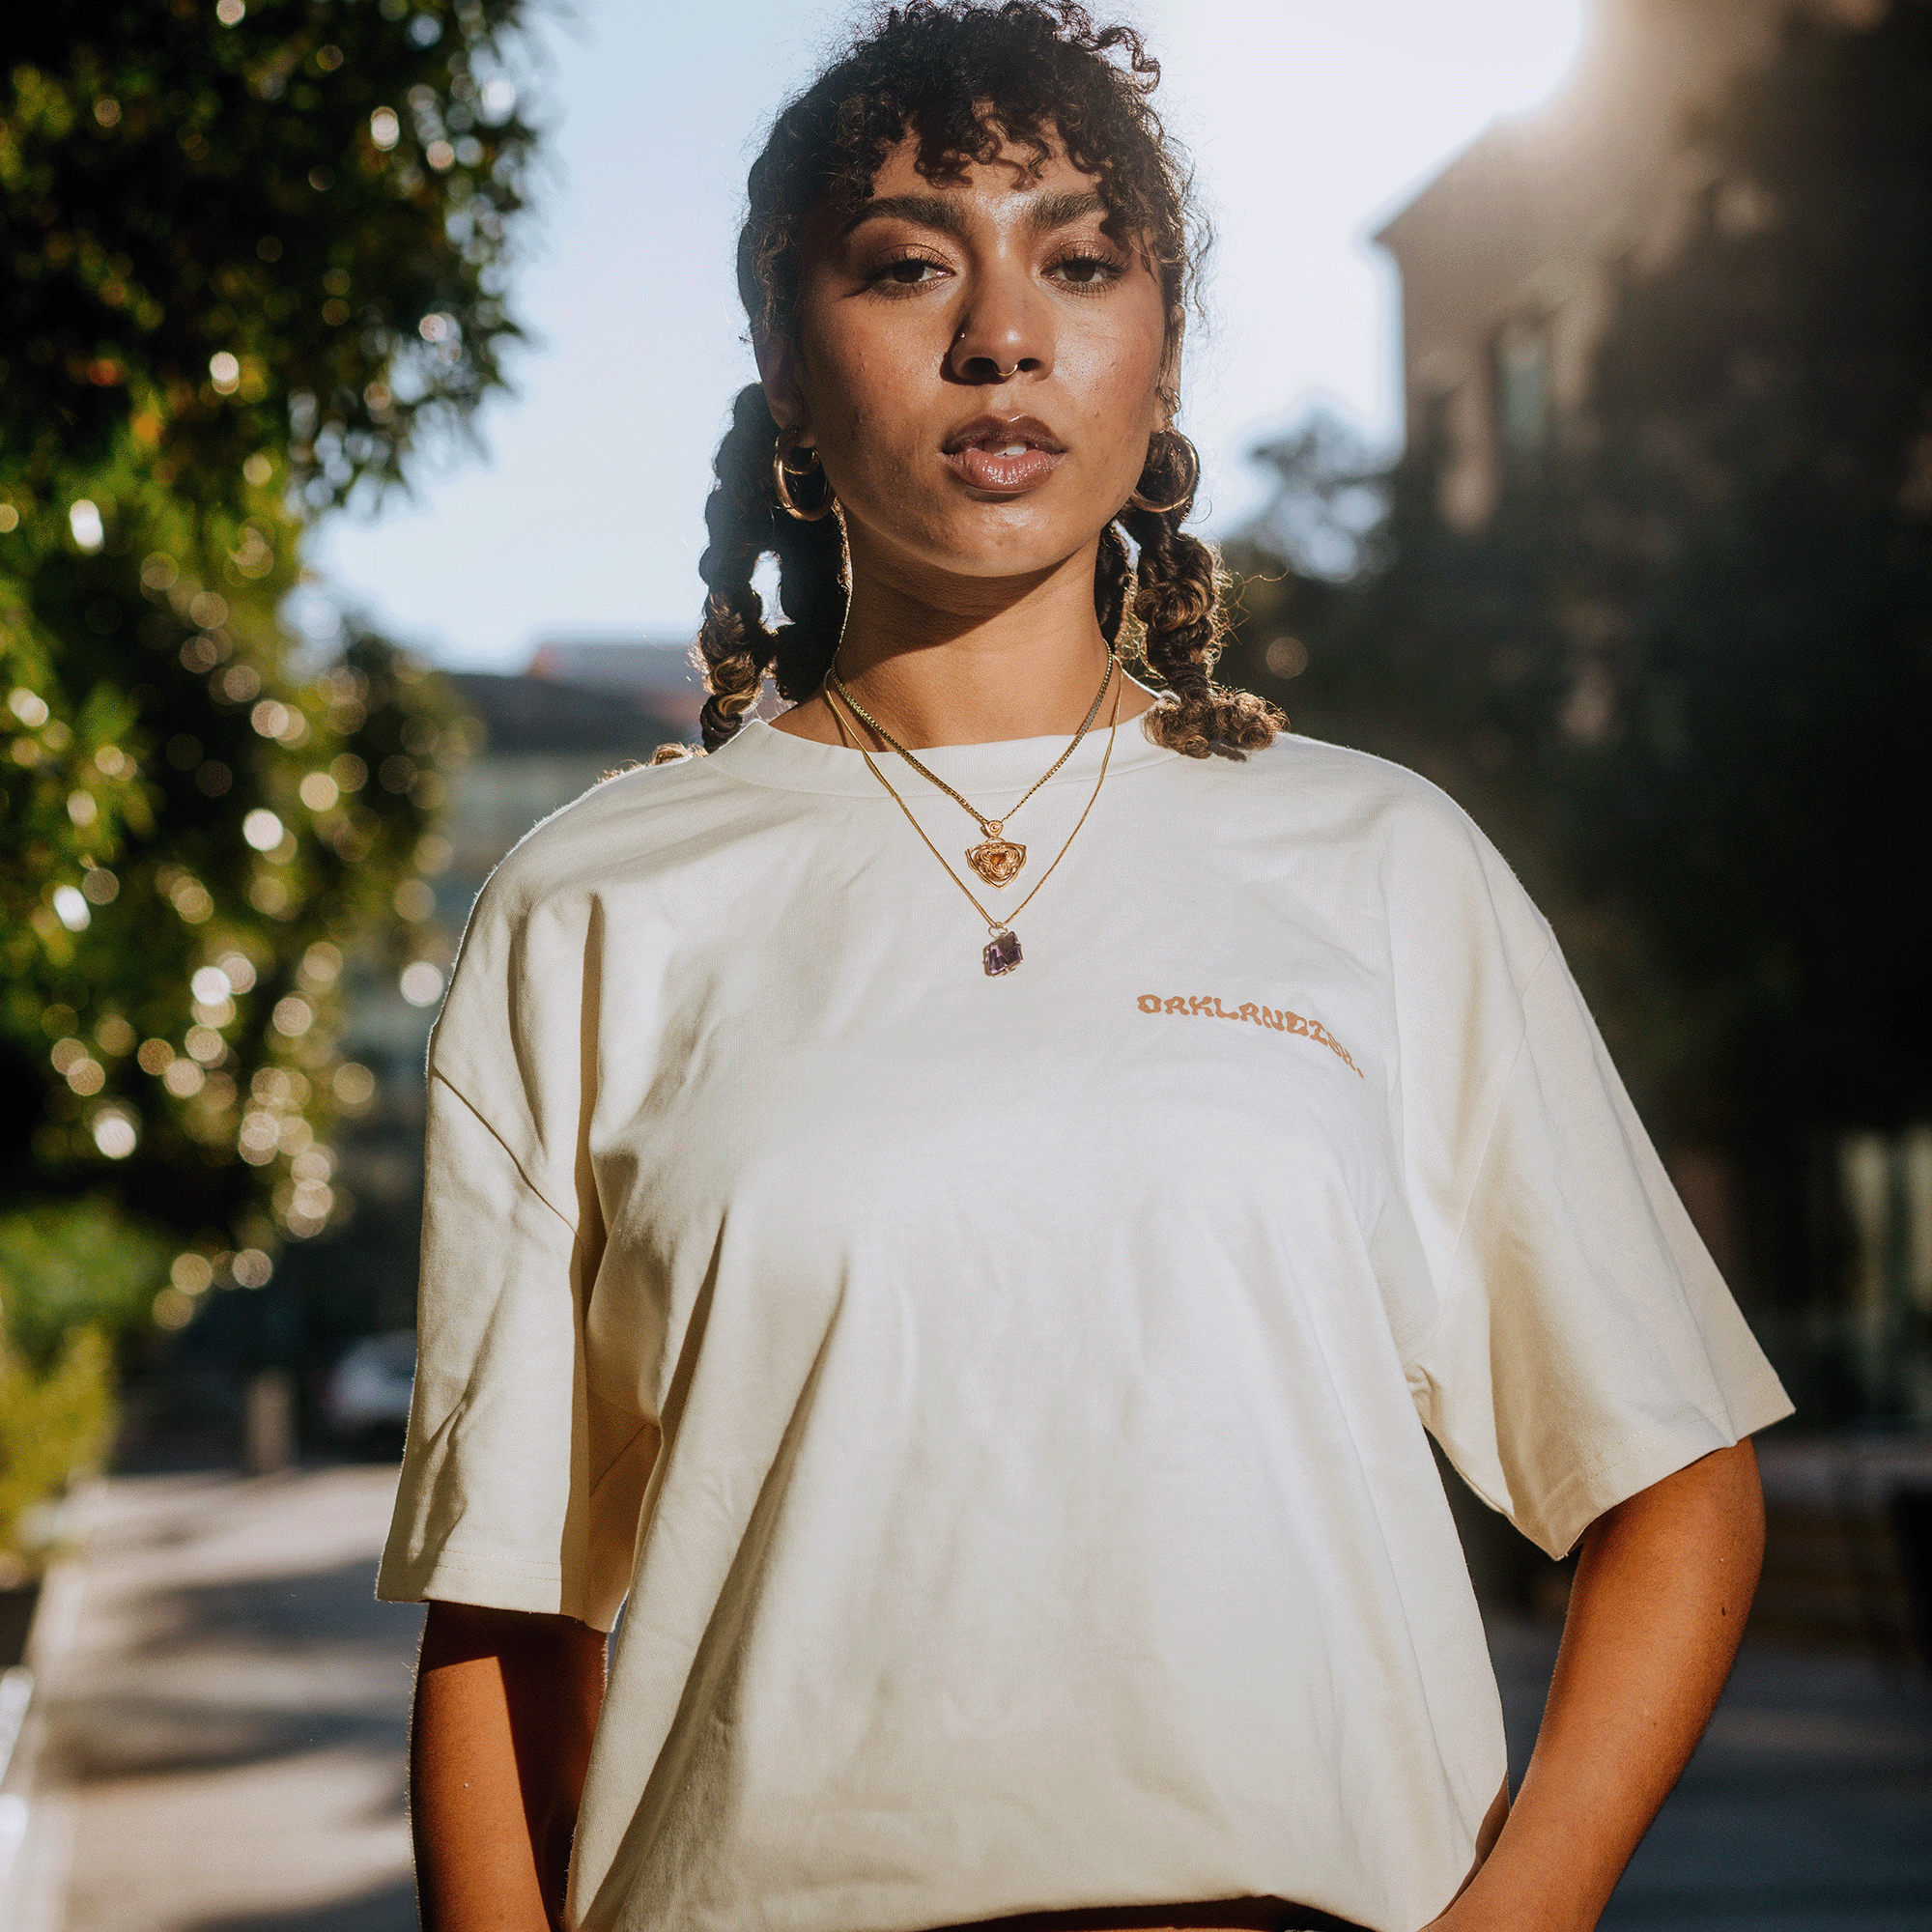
top-left (737, 0), bottom-right (1205, 358)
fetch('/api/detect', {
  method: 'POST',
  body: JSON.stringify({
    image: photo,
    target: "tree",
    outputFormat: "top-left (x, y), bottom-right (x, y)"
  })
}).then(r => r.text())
top-left (0, 1), bottom-right (536, 1329)
top-left (1544, 0), bottom-right (1932, 1141)
top-left (1219, 1), bottom-right (1932, 1397)
top-left (2, 0), bottom-right (535, 521)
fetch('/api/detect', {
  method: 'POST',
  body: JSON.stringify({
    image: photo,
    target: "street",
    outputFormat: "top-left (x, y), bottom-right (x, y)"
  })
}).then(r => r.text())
top-left (11, 1466), bottom-right (1932, 1932)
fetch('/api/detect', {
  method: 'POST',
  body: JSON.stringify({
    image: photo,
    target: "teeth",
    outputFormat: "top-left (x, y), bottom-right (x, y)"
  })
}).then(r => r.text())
top-left (996, 442), bottom-right (1029, 456)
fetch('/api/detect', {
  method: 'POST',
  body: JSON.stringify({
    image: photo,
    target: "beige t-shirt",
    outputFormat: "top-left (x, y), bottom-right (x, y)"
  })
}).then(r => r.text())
top-left (378, 718), bottom-right (1790, 1932)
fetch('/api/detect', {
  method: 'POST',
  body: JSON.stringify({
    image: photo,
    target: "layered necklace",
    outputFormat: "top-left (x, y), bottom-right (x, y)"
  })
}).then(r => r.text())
top-left (826, 649), bottom-right (1117, 888)
top-left (822, 652), bottom-right (1123, 978)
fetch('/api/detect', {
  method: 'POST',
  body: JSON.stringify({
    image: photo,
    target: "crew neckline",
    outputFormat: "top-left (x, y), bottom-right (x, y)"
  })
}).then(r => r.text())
top-left (705, 714), bottom-right (1179, 798)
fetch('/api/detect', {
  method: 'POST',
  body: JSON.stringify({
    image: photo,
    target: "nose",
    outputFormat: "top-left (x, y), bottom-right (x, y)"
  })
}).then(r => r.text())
top-left (946, 267), bottom-right (1051, 385)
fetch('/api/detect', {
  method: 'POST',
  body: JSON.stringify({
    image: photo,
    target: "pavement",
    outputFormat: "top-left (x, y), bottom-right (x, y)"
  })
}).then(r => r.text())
top-left (1489, 1617), bottom-right (1932, 1931)
top-left (5, 1464), bottom-right (1931, 1932)
top-left (8, 1467), bottom-right (417, 1932)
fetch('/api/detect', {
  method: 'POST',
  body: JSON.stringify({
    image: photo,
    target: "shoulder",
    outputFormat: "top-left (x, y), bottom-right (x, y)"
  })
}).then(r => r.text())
top-left (1199, 730), bottom-right (1554, 983)
top-left (1199, 727), bottom-right (1512, 870)
top-left (428, 755), bottom-right (727, 1093)
top-left (471, 749), bottom-right (734, 923)
top-left (1236, 729), bottom-right (1458, 821)
top-left (437, 753), bottom-right (734, 1024)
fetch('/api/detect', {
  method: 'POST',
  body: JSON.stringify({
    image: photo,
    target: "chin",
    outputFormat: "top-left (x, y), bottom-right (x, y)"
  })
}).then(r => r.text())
top-left (853, 494), bottom-right (1088, 579)
top-left (935, 525), bottom-right (1094, 580)
top-left (940, 494), bottom-right (1107, 569)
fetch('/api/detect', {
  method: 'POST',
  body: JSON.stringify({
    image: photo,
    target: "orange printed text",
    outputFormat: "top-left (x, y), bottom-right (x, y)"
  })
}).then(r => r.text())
top-left (1136, 993), bottom-right (1365, 1078)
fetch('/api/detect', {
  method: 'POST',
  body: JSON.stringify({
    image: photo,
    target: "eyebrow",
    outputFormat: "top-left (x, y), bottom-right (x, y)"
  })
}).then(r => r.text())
top-left (839, 187), bottom-right (1110, 240)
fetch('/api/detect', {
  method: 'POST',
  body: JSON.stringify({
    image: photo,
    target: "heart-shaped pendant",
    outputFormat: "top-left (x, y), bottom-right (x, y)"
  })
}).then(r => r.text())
top-left (966, 831), bottom-right (1026, 886)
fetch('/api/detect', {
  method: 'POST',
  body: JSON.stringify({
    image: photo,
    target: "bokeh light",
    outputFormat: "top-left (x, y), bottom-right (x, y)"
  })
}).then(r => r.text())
top-left (398, 961), bottom-right (444, 1008)
top-left (170, 1252), bottom-right (214, 1293)
top-left (233, 1248), bottom-right (274, 1288)
top-left (91, 1106), bottom-right (138, 1159)
top-left (163, 1059), bottom-right (206, 1097)
top-left (242, 809), bottom-right (286, 851)
top-left (271, 995), bottom-right (314, 1037)
top-left (190, 966), bottom-right (233, 1005)
top-left (152, 1287), bottom-right (195, 1329)
top-left (68, 498), bottom-right (103, 551)
top-left (332, 1062), bottom-right (376, 1107)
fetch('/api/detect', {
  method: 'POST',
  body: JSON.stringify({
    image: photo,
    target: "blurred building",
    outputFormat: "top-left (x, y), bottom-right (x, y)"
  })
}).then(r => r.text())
top-left (1373, 0), bottom-right (1932, 1427)
top-left (275, 642), bottom-right (697, 1416)
top-left (526, 637), bottom-right (708, 733)
top-left (1376, 0), bottom-right (1877, 531)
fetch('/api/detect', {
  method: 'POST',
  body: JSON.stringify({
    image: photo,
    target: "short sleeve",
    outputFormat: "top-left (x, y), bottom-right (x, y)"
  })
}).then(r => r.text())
top-left (1406, 948), bottom-right (1792, 1557)
top-left (376, 855), bottom-right (656, 1632)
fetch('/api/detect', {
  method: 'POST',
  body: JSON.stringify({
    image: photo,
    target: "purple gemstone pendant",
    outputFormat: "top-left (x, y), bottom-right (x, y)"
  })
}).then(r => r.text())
top-left (982, 928), bottom-right (1023, 977)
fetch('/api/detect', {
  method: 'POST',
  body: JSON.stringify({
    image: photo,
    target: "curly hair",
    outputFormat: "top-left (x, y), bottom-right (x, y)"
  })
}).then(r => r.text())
top-left (692, 0), bottom-right (1278, 759)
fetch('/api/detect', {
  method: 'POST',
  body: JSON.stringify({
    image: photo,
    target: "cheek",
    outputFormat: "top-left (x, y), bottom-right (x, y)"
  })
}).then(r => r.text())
top-left (1064, 332), bottom-right (1165, 475)
top-left (803, 331), bottom-right (930, 490)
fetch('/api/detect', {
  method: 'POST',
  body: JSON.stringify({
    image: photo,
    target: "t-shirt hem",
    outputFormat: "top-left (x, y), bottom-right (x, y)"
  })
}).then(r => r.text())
top-left (376, 1546), bottom-right (573, 1619)
top-left (1529, 1372), bottom-right (1796, 1557)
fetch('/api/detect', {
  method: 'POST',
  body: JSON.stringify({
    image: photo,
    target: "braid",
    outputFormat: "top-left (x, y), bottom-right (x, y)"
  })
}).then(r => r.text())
top-left (1094, 521), bottom-right (1131, 648)
top-left (696, 385), bottom-right (784, 751)
top-left (1120, 430), bottom-right (1279, 758)
top-left (694, 385), bottom-right (849, 750)
top-left (769, 487), bottom-right (848, 703)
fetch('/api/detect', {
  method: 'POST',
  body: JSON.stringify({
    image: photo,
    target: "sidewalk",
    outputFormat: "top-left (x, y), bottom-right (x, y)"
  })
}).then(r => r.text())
top-left (12, 1465), bottom-right (1932, 1931)
top-left (1489, 1615), bottom-right (1932, 1930)
top-left (21, 1466), bottom-right (416, 1932)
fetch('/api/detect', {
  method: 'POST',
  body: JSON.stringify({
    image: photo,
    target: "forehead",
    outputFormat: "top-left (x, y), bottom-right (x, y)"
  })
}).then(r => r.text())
top-left (862, 127), bottom-right (1101, 208)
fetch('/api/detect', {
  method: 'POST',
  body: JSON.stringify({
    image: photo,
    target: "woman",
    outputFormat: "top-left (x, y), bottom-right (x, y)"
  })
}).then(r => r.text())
top-left (379, 6), bottom-right (1790, 1930)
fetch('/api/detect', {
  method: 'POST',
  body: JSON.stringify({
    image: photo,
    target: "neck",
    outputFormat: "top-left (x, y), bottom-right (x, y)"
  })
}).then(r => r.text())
top-left (773, 530), bottom-right (1154, 749)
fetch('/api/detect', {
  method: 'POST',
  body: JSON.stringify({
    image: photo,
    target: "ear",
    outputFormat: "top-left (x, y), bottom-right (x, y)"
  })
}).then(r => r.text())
top-left (754, 330), bottom-right (811, 443)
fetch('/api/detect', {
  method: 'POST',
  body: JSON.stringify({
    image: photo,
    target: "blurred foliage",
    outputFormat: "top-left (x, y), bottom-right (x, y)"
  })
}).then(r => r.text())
top-left (0, 1326), bottom-right (115, 1579)
top-left (1222, 0), bottom-right (1932, 1158)
top-left (0, 1199), bottom-right (170, 1373)
top-left (1, 0), bottom-right (524, 1331)
top-left (1, 487), bottom-right (471, 1264)
top-left (0, 0), bottom-right (539, 525)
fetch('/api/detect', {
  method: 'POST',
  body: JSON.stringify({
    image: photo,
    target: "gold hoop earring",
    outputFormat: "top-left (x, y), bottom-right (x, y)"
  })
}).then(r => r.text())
top-left (773, 436), bottom-right (836, 523)
top-left (1125, 428), bottom-right (1200, 518)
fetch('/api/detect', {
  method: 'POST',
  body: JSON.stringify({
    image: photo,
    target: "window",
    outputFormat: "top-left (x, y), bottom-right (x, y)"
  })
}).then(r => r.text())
top-left (1494, 312), bottom-right (1554, 461)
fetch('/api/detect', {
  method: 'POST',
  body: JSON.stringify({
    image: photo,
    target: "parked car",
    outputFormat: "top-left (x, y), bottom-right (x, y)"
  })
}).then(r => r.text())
top-left (320, 1329), bottom-right (416, 1455)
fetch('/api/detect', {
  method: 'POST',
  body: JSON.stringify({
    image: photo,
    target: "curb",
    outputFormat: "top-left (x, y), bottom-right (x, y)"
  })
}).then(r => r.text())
top-left (0, 1482), bottom-right (103, 1932)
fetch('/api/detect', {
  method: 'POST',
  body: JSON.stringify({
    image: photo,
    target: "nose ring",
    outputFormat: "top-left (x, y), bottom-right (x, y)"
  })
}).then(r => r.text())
top-left (955, 328), bottom-right (1019, 381)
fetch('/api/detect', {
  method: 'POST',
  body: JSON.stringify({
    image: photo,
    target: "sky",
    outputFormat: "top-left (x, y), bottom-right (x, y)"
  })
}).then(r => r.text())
top-left (304, 0), bottom-right (1592, 669)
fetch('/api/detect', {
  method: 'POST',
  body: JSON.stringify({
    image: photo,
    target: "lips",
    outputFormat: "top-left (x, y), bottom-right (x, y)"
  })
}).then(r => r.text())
top-left (941, 413), bottom-right (1066, 495)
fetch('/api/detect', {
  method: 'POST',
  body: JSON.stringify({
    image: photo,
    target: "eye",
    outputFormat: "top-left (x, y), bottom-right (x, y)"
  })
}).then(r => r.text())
top-left (868, 253), bottom-right (950, 291)
top-left (1050, 251), bottom-right (1125, 289)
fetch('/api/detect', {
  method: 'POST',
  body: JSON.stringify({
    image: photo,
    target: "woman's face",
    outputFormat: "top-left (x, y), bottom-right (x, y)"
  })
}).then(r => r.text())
top-left (766, 129), bottom-right (1172, 592)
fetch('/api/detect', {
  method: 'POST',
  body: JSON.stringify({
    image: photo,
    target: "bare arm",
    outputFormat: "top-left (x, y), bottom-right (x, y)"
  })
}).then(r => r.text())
top-left (411, 1601), bottom-right (609, 1932)
top-left (1427, 1438), bottom-right (1766, 1932)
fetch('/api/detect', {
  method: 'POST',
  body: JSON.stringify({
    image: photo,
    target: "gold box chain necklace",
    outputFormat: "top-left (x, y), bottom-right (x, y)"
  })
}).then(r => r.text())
top-left (826, 651), bottom-right (1117, 886)
top-left (822, 657), bottom-right (1123, 978)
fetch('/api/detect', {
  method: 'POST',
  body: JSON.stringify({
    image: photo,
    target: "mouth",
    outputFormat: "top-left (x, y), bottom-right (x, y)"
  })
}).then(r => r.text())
top-left (940, 414), bottom-right (1066, 495)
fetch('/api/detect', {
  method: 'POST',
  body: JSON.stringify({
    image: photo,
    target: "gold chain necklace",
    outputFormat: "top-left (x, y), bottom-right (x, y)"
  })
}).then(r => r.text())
top-left (825, 651), bottom-right (1117, 887)
top-left (822, 657), bottom-right (1123, 978)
